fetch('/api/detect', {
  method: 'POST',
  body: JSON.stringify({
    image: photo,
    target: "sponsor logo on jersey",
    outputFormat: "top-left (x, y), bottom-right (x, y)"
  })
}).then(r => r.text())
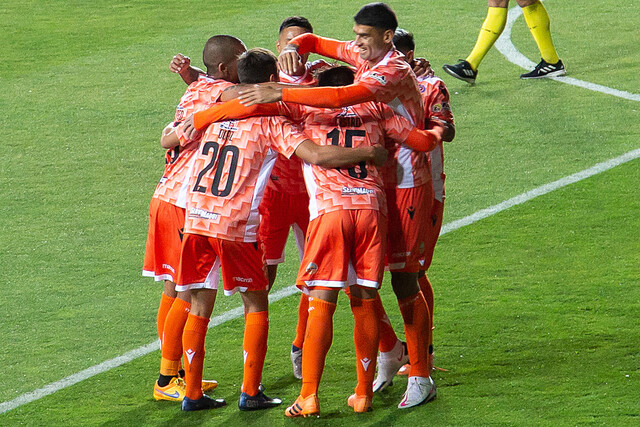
top-left (368, 72), bottom-right (387, 85)
top-left (342, 186), bottom-right (374, 196)
top-left (432, 103), bottom-right (443, 113)
top-left (189, 207), bottom-right (220, 220)
top-left (162, 263), bottom-right (176, 273)
top-left (233, 276), bottom-right (253, 283)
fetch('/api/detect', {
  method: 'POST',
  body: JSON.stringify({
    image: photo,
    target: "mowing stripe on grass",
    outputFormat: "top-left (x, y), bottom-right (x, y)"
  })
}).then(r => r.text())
top-left (2, 149), bottom-right (639, 415)
top-left (495, 3), bottom-right (640, 102)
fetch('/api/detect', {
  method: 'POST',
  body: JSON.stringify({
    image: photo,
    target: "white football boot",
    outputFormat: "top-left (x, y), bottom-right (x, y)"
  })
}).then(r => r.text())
top-left (372, 340), bottom-right (409, 392)
top-left (398, 376), bottom-right (437, 409)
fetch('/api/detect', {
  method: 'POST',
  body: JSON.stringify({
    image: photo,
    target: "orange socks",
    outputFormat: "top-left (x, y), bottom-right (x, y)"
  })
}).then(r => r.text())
top-left (398, 291), bottom-right (432, 378)
top-left (300, 297), bottom-right (336, 398)
top-left (242, 311), bottom-right (269, 396)
top-left (373, 294), bottom-right (399, 353)
top-left (418, 273), bottom-right (434, 328)
top-left (351, 296), bottom-right (379, 397)
top-left (292, 293), bottom-right (309, 349)
top-left (182, 313), bottom-right (209, 400)
top-left (160, 297), bottom-right (191, 377)
top-left (156, 292), bottom-right (175, 345)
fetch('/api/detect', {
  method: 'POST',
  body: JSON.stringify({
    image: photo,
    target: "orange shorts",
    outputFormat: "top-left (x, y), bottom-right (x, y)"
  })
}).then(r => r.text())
top-left (259, 187), bottom-right (309, 265)
top-left (176, 233), bottom-right (268, 295)
top-left (423, 199), bottom-right (444, 271)
top-left (142, 197), bottom-right (185, 282)
top-left (297, 209), bottom-right (387, 290)
top-left (385, 184), bottom-right (433, 273)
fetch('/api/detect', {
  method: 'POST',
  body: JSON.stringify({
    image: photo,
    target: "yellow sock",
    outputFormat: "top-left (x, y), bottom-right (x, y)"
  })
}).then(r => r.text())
top-left (522, 0), bottom-right (560, 64)
top-left (466, 7), bottom-right (508, 71)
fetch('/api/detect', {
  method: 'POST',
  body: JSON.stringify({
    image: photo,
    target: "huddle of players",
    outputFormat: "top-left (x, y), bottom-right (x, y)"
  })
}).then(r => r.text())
top-left (143, 2), bottom-right (455, 417)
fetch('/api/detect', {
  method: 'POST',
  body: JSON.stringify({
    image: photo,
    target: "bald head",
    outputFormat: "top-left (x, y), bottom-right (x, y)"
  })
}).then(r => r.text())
top-left (202, 35), bottom-right (247, 82)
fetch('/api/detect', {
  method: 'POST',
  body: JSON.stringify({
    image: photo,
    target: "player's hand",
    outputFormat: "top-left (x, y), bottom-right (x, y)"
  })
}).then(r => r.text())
top-left (279, 46), bottom-right (304, 76)
top-left (238, 84), bottom-right (283, 106)
top-left (179, 114), bottom-right (202, 141)
top-left (413, 57), bottom-right (434, 78)
top-left (170, 53), bottom-right (191, 74)
top-left (370, 144), bottom-right (388, 166)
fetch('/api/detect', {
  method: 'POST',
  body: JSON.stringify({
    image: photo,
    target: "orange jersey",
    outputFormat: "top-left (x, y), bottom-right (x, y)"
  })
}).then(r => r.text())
top-left (153, 76), bottom-right (234, 207)
top-left (184, 116), bottom-right (308, 242)
top-left (284, 34), bottom-right (429, 189)
top-left (417, 75), bottom-right (455, 202)
top-left (282, 101), bottom-right (416, 220)
top-left (267, 154), bottom-right (307, 195)
top-left (272, 60), bottom-right (331, 195)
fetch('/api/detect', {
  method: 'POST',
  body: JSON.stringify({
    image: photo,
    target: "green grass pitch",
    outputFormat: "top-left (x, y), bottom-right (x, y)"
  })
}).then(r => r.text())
top-left (1, 0), bottom-right (638, 425)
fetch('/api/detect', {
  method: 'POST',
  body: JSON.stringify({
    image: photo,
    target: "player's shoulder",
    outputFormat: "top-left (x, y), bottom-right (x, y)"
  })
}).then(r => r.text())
top-left (417, 74), bottom-right (445, 86)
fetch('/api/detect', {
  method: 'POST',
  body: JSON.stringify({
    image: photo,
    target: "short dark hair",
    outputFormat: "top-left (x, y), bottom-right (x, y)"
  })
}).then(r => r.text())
top-left (237, 48), bottom-right (278, 84)
top-left (354, 2), bottom-right (398, 31)
top-left (279, 16), bottom-right (313, 34)
top-left (202, 35), bottom-right (245, 74)
top-left (393, 28), bottom-right (415, 54)
top-left (317, 66), bottom-right (355, 87)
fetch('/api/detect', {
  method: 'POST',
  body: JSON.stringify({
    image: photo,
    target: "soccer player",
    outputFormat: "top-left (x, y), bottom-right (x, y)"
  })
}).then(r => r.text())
top-left (169, 17), bottom-right (329, 380)
top-left (373, 29), bottom-right (456, 384)
top-left (174, 48), bottom-right (388, 412)
top-left (442, 0), bottom-right (565, 83)
top-left (143, 35), bottom-right (245, 402)
top-left (237, 2), bottom-right (437, 408)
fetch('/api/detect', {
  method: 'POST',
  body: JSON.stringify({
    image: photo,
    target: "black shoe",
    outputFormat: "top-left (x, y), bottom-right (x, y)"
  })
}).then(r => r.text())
top-left (442, 60), bottom-right (477, 84)
top-left (238, 391), bottom-right (283, 411)
top-left (520, 59), bottom-right (566, 79)
top-left (181, 395), bottom-right (227, 411)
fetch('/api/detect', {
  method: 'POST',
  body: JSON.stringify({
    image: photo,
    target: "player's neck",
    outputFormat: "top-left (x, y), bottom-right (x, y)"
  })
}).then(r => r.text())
top-left (366, 46), bottom-right (392, 67)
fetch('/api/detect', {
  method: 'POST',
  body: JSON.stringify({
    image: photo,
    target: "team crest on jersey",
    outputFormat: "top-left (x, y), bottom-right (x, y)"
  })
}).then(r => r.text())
top-left (431, 102), bottom-right (451, 113)
top-left (418, 84), bottom-right (426, 93)
top-left (368, 72), bottom-right (387, 85)
top-left (175, 107), bottom-right (186, 122)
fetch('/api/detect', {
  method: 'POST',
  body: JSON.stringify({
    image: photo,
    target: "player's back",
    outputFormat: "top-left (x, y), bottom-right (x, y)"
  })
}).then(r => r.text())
top-left (184, 115), bottom-right (303, 242)
top-left (284, 102), bottom-right (393, 220)
top-left (154, 76), bottom-right (234, 206)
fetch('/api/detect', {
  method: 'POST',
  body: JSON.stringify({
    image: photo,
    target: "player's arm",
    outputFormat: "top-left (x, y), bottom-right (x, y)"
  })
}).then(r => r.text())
top-left (279, 33), bottom-right (355, 76)
top-left (381, 106), bottom-right (444, 152)
top-left (177, 99), bottom-right (285, 143)
top-left (170, 54), bottom-right (203, 85)
top-left (239, 81), bottom-right (375, 108)
top-left (402, 126), bottom-right (445, 152)
top-left (160, 122), bottom-right (180, 149)
top-left (426, 80), bottom-right (455, 142)
top-left (429, 118), bottom-right (455, 142)
top-left (293, 140), bottom-right (387, 168)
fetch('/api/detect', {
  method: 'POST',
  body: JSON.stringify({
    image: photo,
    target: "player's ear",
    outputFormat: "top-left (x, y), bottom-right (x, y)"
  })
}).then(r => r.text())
top-left (383, 29), bottom-right (394, 44)
top-left (218, 62), bottom-right (228, 77)
top-left (269, 73), bottom-right (278, 83)
top-left (406, 50), bottom-right (415, 63)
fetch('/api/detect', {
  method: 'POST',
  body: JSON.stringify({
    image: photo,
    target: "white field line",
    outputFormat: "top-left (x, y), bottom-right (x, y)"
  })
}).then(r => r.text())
top-left (2, 149), bottom-right (640, 415)
top-left (495, 3), bottom-right (640, 102)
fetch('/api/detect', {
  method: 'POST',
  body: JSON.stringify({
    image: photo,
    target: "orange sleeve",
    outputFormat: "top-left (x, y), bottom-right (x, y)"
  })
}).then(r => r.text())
top-left (403, 128), bottom-right (442, 152)
top-left (282, 84), bottom-right (374, 108)
top-left (289, 33), bottom-right (343, 59)
top-left (193, 99), bottom-right (281, 130)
